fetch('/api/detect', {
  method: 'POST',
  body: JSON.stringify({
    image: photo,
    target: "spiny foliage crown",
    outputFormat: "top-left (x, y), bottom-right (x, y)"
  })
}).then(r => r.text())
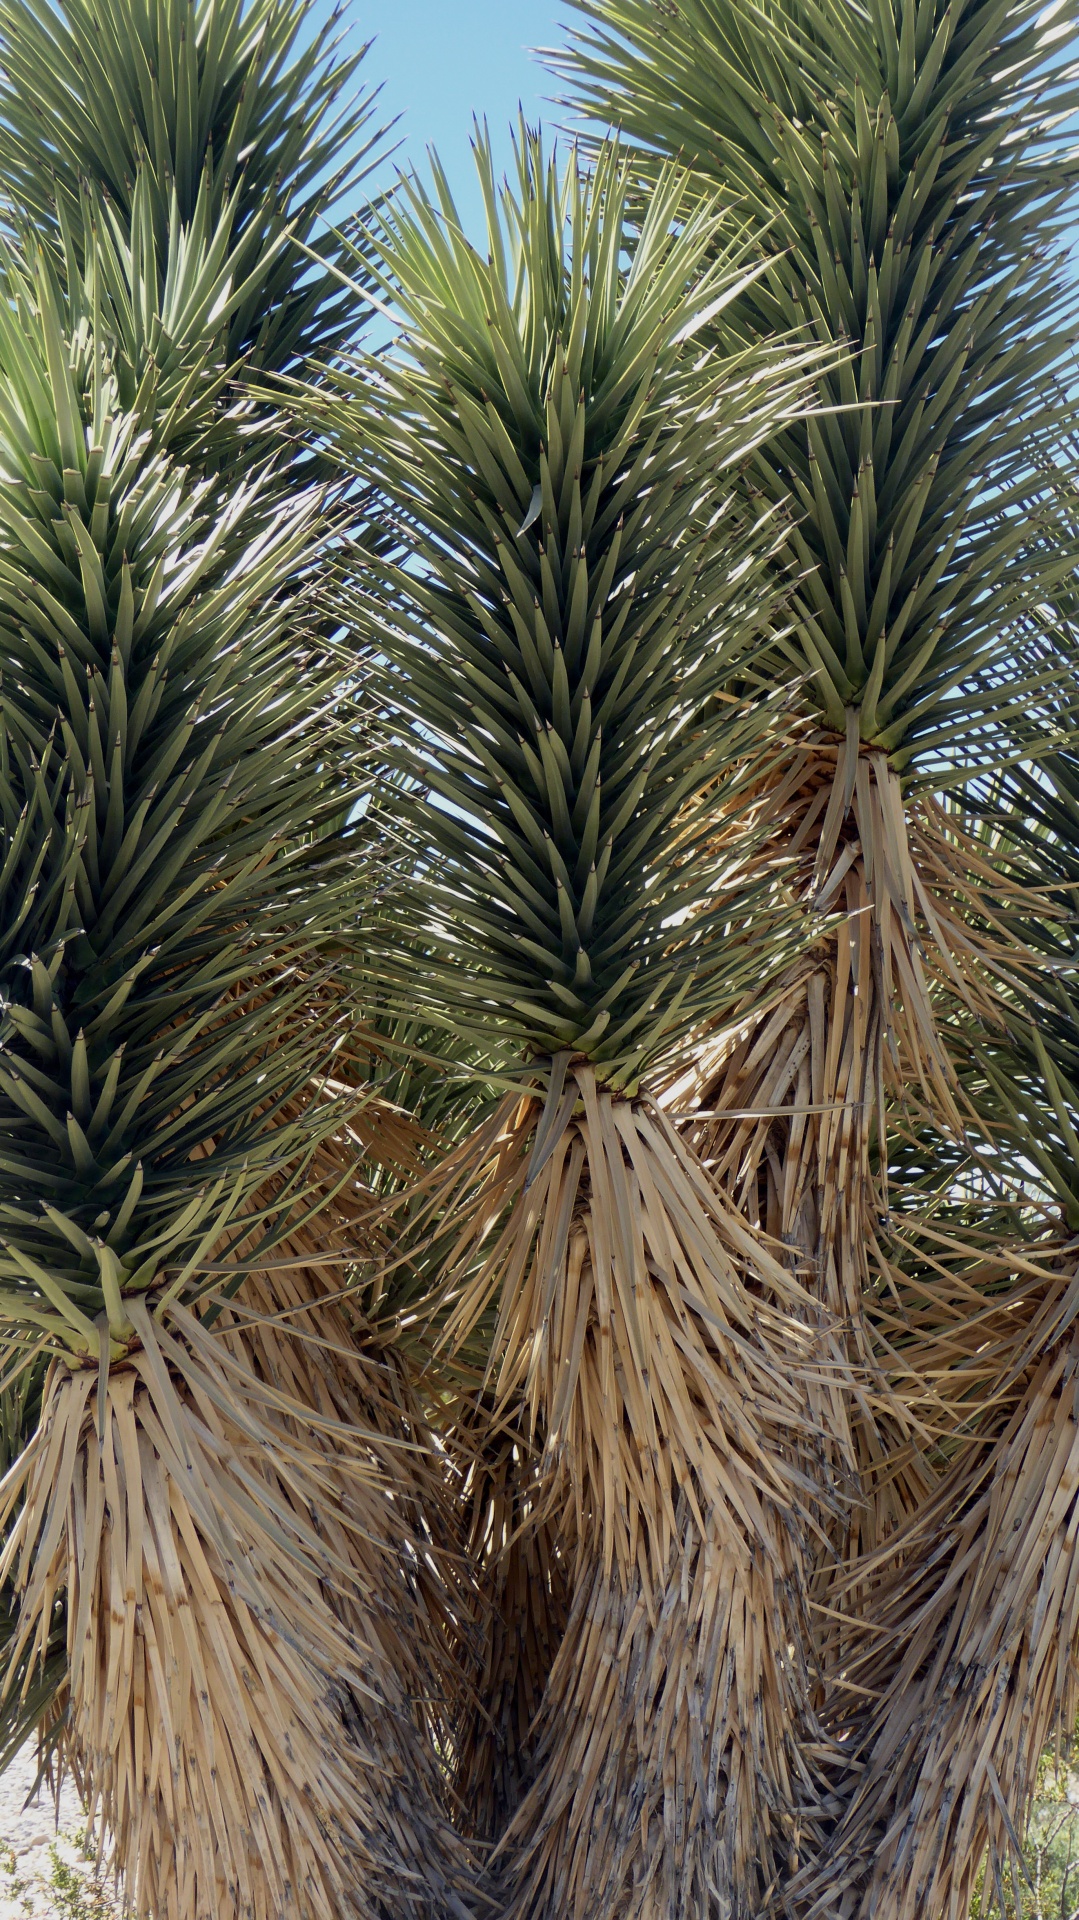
top-left (317, 135), bottom-right (815, 1090)
top-left (558, 0), bottom-right (1079, 761)
top-left (0, 0), bottom-right (383, 375)
top-left (0, 235), bottom-right (361, 1359)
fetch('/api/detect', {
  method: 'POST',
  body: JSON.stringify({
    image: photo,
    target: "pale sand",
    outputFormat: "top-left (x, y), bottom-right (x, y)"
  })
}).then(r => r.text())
top-left (0, 1745), bottom-right (121, 1919)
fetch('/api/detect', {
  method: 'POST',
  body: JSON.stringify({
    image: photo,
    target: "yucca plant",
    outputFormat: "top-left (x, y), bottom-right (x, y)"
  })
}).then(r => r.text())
top-left (554, 0), bottom-right (1079, 1912)
top-left (0, 0), bottom-right (383, 381)
top-left (0, 217), bottom-right (486, 1919)
top-left (305, 129), bottom-right (877, 1920)
top-left (0, 0), bottom-right (340, 1792)
top-left (0, 212), bottom-right (488, 1918)
top-left (809, 513), bottom-right (1079, 1920)
top-left (0, 0), bottom-right (489, 1914)
top-left (557, 0), bottom-right (1077, 1342)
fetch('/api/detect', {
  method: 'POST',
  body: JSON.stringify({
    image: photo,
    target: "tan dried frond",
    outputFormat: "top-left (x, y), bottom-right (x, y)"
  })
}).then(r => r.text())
top-left (165, 1071), bottom-right (472, 1764)
top-left (448, 1404), bottom-right (571, 1844)
top-left (669, 738), bottom-right (1030, 1175)
top-left (790, 1268), bottom-right (1079, 1920)
top-left (0, 1298), bottom-right (476, 1920)
top-left (424, 1068), bottom-right (851, 1916)
top-left (206, 1248), bottom-right (472, 1746)
top-left (664, 742), bottom-right (1049, 1535)
top-left (491, 1486), bottom-right (838, 1920)
top-left (438, 1069), bottom-right (847, 1583)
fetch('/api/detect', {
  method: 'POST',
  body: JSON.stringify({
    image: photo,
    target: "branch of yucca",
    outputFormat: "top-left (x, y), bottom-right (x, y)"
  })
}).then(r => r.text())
top-left (559, 0), bottom-right (1078, 758)
top-left (0, 8), bottom-right (469, 1908)
top-left (556, 8), bottom-right (1079, 1899)
top-left (308, 130), bottom-right (861, 1918)
top-left (0, 227), bottom-right (475, 1918)
top-left (0, 0), bottom-right (387, 381)
top-left (664, 737), bottom-right (1041, 1554)
top-left (780, 1256), bottom-right (1079, 1920)
top-left (423, 1071), bottom-right (850, 1917)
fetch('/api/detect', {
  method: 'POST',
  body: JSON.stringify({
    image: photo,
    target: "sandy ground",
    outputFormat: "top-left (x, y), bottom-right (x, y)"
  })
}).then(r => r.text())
top-left (0, 1745), bottom-right (121, 1919)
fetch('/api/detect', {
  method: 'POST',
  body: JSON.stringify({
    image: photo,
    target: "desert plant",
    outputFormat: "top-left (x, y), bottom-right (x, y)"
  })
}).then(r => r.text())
top-left (554, 0), bottom-right (1079, 1913)
top-left (0, 3), bottom-right (486, 1917)
top-left (307, 127), bottom-right (870, 1920)
top-left (0, 219), bottom-right (480, 1918)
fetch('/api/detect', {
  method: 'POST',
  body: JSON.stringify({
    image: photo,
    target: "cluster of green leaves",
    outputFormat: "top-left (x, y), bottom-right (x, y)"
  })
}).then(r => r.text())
top-left (0, 0), bottom-right (385, 1376)
top-left (943, 662), bottom-right (1079, 1225)
top-left (0, 0), bottom-right (383, 379)
top-left (0, 180), bottom-right (287, 472)
top-left (853, 447), bottom-right (1079, 1236)
top-left (317, 135), bottom-right (818, 1090)
top-left (557, 0), bottom-right (1079, 764)
top-left (0, 235), bottom-right (364, 1360)
top-left (0, 0), bottom-right (389, 1794)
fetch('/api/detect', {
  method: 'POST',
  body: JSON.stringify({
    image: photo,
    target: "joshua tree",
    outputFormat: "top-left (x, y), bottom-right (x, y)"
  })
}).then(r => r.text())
top-left (0, 3), bottom-right (476, 1916)
top-left (551, 0), bottom-right (1079, 1914)
top-left (3, 0), bottom-right (1079, 1916)
top-left (309, 129), bottom-right (872, 1918)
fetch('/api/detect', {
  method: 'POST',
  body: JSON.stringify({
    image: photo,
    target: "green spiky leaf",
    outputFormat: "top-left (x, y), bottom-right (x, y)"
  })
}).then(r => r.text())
top-left (309, 133), bottom-right (820, 1089)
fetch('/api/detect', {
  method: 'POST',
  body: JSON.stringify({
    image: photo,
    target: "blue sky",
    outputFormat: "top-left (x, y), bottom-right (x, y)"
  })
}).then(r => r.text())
top-left (359, 2), bottom-right (573, 236)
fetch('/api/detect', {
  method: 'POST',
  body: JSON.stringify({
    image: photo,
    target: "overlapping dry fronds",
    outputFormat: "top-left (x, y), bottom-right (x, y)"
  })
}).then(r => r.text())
top-left (436, 1073), bottom-right (838, 1590)
top-left (418, 1067), bottom-right (846, 1918)
top-left (449, 1404), bottom-right (571, 1844)
top-left (306, 124), bottom-right (850, 1920)
top-left (0, 1298), bottom-right (476, 1920)
top-left (784, 1261), bottom-right (1079, 1920)
top-left (496, 1494), bottom-right (823, 1920)
top-left (671, 733), bottom-right (1034, 1273)
top-left (199, 1164), bottom-right (472, 1761)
